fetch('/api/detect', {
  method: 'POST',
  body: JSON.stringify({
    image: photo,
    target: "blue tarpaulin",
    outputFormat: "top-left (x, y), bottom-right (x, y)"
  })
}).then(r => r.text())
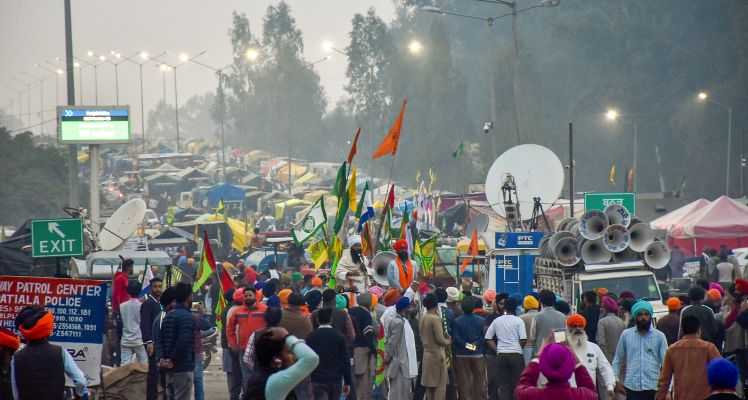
top-left (206, 183), bottom-right (245, 207)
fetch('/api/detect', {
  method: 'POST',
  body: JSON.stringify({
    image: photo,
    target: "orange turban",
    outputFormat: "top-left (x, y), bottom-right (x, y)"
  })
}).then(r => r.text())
top-left (0, 328), bottom-right (20, 351)
top-left (393, 239), bottom-right (408, 253)
top-left (596, 288), bottom-right (609, 298)
top-left (311, 277), bottom-right (323, 288)
top-left (383, 288), bottom-right (401, 307)
top-left (278, 289), bottom-right (292, 305)
top-left (371, 294), bottom-right (379, 309)
top-left (707, 289), bottom-right (722, 302)
top-left (566, 313), bottom-right (587, 329)
top-left (666, 297), bottom-right (682, 312)
top-left (19, 311), bottom-right (54, 341)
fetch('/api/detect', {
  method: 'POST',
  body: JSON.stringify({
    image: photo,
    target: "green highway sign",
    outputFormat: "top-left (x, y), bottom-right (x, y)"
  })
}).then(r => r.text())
top-left (584, 192), bottom-right (636, 214)
top-left (31, 218), bottom-right (84, 258)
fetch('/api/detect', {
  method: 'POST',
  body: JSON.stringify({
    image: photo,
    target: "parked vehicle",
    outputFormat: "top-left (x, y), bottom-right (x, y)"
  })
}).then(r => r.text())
top-left (70, 250), bottom-right (172, 279)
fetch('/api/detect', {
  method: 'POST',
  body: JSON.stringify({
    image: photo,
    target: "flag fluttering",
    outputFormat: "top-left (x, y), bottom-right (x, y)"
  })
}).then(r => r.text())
top-left (608, 162), bottom-right (616, 185)
top-left (308, 238), bottom-right (329, 269)
top-left (347, 166), bottom-right (357, 212)
top-left (333, 162), bottom-right (349, 234)
top-left (356, 182), bottom-right (374, 232)
top-left (139, 259), bottom-right (154, 297)
top-left (459, 229), bottom-right (479, 274)
top-left (193, 231), bottom-right (217, 292)
top-left (372, 99), bottom-right (407, 159)
top-left (347, 127), bottom-right (362, 164)
top-left (414, 236), bottom-right (437, 275)
top-left (292, 197), bottom-right (327, 244)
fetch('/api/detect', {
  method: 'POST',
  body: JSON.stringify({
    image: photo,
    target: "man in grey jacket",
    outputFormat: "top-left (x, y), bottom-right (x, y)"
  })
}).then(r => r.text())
top-left (385, 297), bottom-right (417, 400)
top-left (531, 290), bottom-right (566, 355)
top-left (596, 296), bottom-right (626, 363)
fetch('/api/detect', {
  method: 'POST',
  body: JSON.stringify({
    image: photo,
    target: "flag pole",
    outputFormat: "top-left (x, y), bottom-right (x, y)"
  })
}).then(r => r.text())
top-left (373, 156), bottom-right (396, 253)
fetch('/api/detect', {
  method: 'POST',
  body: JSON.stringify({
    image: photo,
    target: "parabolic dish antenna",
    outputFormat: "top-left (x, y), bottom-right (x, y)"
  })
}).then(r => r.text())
top-left (98, 198), bottom-right (147, 251)
top-left (485, 144), bottom-right (565, 219)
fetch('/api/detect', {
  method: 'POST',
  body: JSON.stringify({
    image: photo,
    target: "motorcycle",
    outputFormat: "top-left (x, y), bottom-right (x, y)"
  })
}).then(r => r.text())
top-left (201, 327), bottom-right (218, 369)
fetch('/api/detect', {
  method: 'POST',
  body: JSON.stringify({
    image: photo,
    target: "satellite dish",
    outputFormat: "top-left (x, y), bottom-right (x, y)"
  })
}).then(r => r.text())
top-left (485, 144), bottom-right (565, 219)
top-left (98, 198), bottom-right (147, 251)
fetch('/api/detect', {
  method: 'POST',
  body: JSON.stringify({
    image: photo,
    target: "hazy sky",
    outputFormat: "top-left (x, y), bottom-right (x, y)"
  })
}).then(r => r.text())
top-left (0, 0), bottom-right (396, 133)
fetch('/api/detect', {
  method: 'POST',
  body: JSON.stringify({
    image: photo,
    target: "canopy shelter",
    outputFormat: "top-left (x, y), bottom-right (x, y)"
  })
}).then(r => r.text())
top-left (667, 196), bottom-right (748, 255)
top-left (650, 198), bottom-right (711, 231)
top-left (206, 183), bottom-right (246, 208)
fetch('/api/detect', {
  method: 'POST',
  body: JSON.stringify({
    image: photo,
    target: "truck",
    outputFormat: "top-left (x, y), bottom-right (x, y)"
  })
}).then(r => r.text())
top-left (534, 257), bottom-right (668, 320)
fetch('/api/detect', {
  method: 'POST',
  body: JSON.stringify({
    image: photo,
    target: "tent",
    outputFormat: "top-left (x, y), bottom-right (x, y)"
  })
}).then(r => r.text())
top-left (668, 196), bottom-right (748, 255)
top-left (650, 198), bottom-right (710, 231)
top-left (206, 183), bottom-right (245, 208)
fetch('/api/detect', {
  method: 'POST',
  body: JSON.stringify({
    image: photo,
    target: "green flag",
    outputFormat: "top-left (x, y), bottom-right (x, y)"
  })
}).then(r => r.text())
top-left (414, 236), bottom-right (437, 274)
top-left (292, 196), bottom-right (327, 244)
top-left (452, 142), bottom-right (464, 159)
top-left (332, 162), bottom-right (349, 234)
top-left (355, 181), bottom-right (370, 219)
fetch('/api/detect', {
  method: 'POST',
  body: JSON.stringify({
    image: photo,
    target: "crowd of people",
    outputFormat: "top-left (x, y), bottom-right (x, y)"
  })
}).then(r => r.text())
top-left (2, 239), bottom-right (748, 400)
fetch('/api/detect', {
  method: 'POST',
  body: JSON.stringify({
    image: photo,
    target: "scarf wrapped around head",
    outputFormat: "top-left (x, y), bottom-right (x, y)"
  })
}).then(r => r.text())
top-left (16, 306), bottom-right (54, 341)
top-left (0, 328), bottom-right (20, 351)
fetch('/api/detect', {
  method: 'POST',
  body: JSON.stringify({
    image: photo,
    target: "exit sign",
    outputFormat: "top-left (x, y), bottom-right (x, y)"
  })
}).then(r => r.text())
top-left (31, 218), bottom-right (84, 258)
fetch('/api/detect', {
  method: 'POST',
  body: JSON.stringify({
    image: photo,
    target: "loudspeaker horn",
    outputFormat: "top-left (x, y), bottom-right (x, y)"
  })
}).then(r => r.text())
top-left (644, 241), bottom-right (671, 270)
top-left (604, 204), bottom-right (632, 228)
top-left (579, 210), bottom-right (609, 240)
top-left (546, 231), bottom-right (574, 257)
top-left (602, 224), bottom-right (631, 253)
top-left (628, 222), bottom-right (655, 252)
top-left (554, 236), bottom-right (580, 267)
top-left (579, 238), bottom-right (612, 264)
top-left (613, 247), bottom-right (640, 263)
top-left (370, 251), bottom-right (396, 287)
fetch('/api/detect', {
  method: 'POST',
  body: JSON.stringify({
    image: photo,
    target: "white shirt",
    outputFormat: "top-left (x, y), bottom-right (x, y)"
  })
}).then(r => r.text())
top-left (485, 314), bottom-right (527, 354)
top-left (717, 262), bottom-right (735, 282)
top-left (537, 341), bottom-right (615, 391)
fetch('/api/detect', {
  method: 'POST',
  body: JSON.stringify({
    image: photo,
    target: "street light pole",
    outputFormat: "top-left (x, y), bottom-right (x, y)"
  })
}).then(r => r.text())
top-left (173, 69), bottom-right (180, 152)
top-left (697, 92), bottom-right (733, 196)
top-left (64, 0), bottom-right (79, 209)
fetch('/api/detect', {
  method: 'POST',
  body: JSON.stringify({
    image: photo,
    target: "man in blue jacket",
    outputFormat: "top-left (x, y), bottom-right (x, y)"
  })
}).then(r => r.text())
top-left (159, 283), bottom-right (196, 400)
top-left (452, 296), bottom-right (487, 400)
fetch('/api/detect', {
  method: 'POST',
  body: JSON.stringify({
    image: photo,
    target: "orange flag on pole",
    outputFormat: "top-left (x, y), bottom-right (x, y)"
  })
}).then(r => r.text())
top-left (372, 99), bottom-right (407, 159)
top-left (460, 228), bottom-right (479, 274)
top-left (347, 127), bottom-right (362, 164)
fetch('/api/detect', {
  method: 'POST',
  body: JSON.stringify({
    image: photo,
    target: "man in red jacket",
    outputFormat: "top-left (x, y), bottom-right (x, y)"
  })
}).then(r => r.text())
top-left (515, 343), bottom-right (596, 400)
top-left (112, 258), bottom-right (133, 366)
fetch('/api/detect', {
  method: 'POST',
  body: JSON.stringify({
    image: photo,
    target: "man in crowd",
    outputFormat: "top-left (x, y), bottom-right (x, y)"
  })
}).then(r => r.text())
top-left (386, 297), bottom-right (418, 400)
top-left (656, 297), bottom-right (682, 345)
top-left (579, 291), bottom-right (600, 343)
top-left (706, 358), bottom-right (741, 400)
top-left (453, 296), bottom-right (487, 400)
top-left (306, 308), bottom-right (352, 400)
top-left (387, 239), bottom-right (417, 291)
top-left (112, 258), bottom-right (134, 365)
top-left (220, 288), bottom-right (241, 400)
top-left (612, 300), bottom-right (668, 400)
top-left (141, 277), bottom-right (163, 400)
top-left (312, 289), bottom-right (355, 344)
top-left (349, 293), bottom-right (376, 400)
top-left (485, 296), bottom-right (526, 400)
top-left (420, 293), bottom-right (451, 400)
top-left (515, 343), bottom-right (597, 400)
top-left (597, 296), bottom-right (625, 363)
top-left (565, 313), bottom-right (615, 399)
top-left (226, 286), bottom-right (267, 388)
top-left (336, 235), bottom-right (369, 293)
top-left (483, 291), bottom-right (503, 400)
top-left (656, 315), bottom-right (721, 400)
top-left (12, 306), bottom-right (89, 400)
top-left (519, 295), bottom-right (539, 363)
top-left (120, 280), bottom-right (148, 364)
top-left (531, 290), bottom-right (566, 356)
top-left (280, 292), bottom-right (313, 339)
top-left (160, 283), bottom-right (196, 400)
top-left (680, 286), bottom-right (718, 346)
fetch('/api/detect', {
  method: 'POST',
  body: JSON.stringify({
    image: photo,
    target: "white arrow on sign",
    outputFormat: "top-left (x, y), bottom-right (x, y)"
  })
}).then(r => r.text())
top-left (48, 222), bottom-right (66, 238)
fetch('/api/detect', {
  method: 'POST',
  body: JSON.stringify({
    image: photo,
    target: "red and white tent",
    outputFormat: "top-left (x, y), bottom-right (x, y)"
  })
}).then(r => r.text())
top-left (650, 198), bottom-right (710, 231)
top-left (667, 196), bottom-right (748, 255)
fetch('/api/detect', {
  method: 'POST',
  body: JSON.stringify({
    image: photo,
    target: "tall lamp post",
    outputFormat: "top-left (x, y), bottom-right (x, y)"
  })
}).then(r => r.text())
top-left (697, 91), bottom-right (733, 196)
top-left (421, 0), bottom-right (559, 145)
top-left (605, 108), bottom-right (639, 193)
top-left (155, 50), bottom-right (206, 153)
top-left (77, 51), bottom-right (107, 105)
top-left (121, 51), bottom-right (166, 153)
top-left (36, 63), bottom-right (64, 106)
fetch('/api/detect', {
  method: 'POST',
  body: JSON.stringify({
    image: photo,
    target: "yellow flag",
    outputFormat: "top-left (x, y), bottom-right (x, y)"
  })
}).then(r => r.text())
top-left (608, 162), bottom-right (616, 185)
top-left (348, 166), bottom-right (357, 212)
top-left (308, 239), bottom-right (329, 269)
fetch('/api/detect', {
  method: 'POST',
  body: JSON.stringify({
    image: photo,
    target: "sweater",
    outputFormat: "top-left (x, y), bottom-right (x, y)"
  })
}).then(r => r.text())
top-left (140, 294), bottom-right (161, 345)
top-left (160, 304), bottom-right (196, 372)
top-left (452, 313), bottom-right (486, 357)
top-left (349, 306), bottom-right (375, 350)
top-left (515, 361), bottom-right (597, 400)
top-left (306, 326), bottom-right (352, 385)
top-left (280, 308), bottom-right (313, 340)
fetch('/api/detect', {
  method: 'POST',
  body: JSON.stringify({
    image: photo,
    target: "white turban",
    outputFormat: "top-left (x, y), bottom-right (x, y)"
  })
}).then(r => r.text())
top-left (348, 235), bottom-right (362, 247)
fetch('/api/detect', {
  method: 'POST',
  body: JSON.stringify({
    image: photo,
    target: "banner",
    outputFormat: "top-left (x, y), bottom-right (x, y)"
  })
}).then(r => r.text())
top-left (0, 276), bottom-right (107, 386)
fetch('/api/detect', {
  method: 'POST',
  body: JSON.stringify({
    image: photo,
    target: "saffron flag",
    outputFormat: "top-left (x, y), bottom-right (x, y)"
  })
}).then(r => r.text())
top-left (626, 168), bottom-right (635, 192)
top-left (372, 99), bottom-right (407, 159)
top-left (347, 127), bottom-right (362, 164)
top-left (608, 162), bottom-right (616, 185)
top-left (193, 231), bottom-right (217, 292)
top-left (460, 229), bottom-right (479, 274)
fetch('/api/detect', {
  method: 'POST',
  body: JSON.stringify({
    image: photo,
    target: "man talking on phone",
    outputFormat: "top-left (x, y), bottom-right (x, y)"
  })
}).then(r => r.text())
top-left (565, 313), bottom-right (616, 400)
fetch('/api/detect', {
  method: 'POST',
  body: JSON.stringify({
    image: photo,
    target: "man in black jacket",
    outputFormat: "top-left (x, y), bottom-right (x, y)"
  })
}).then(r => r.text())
top-left (160, 283), bottom-right (196, 400)
top-left (350, 293), bottom-right (376, 400)
top-left (141, 277), bottom-right (163, 400)
top-left (306, 308), bottom-right (352, 400)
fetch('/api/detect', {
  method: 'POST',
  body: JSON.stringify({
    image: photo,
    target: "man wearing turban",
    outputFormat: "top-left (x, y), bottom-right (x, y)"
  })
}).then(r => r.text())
top-left (0, 328), bottom-right (20, 400)
top-left (387, 239), bottom-right (418, 291)
top-left (336, 235), bottom-right (370, 293)
top-left (11, 306), bottom-right (89, 400)
top-left (563, 314), bottom-right (615, 399)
